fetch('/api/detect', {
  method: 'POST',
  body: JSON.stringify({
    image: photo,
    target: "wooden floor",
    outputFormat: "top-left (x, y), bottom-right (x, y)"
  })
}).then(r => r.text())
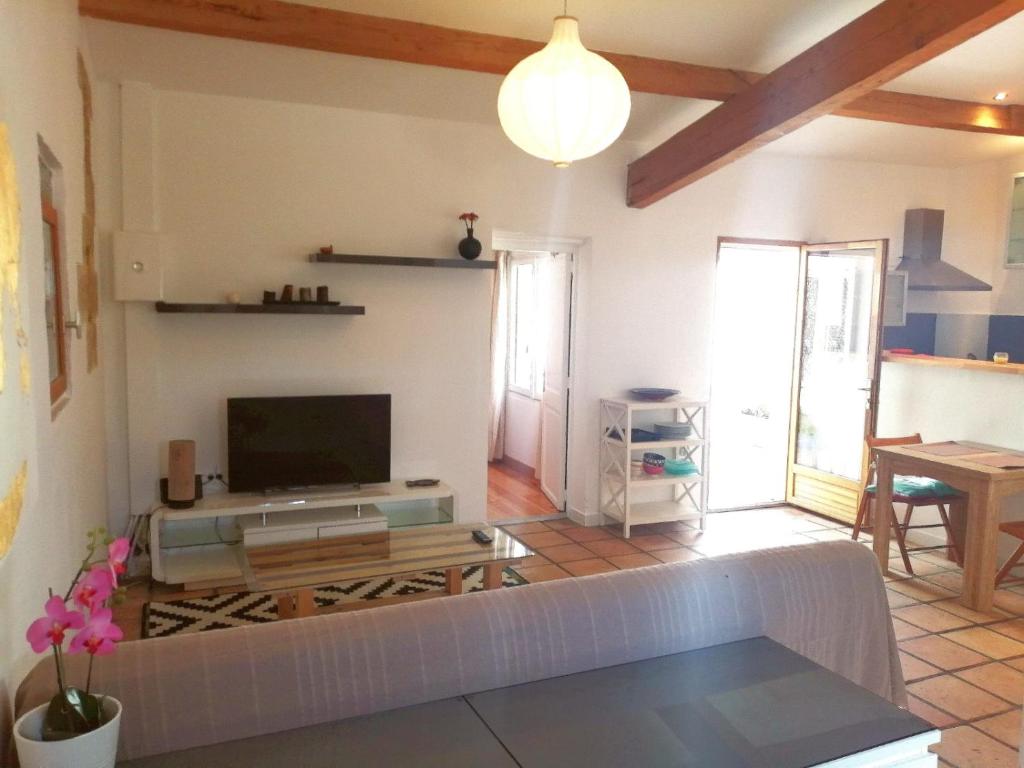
top-left (487, 460), bottom-right (558, 522)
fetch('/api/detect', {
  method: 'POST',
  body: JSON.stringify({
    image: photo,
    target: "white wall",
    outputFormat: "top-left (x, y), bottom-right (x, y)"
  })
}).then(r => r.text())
top-left (504, 391), bottom-right (539, 469)
top-left (0, 0), bottom-right (110, 757)
top-left (92, 82), bottom-right (959, 530)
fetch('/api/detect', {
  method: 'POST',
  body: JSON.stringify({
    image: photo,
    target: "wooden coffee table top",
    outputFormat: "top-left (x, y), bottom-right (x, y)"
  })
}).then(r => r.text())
top-left (243, 524), bottom-right (531, 594)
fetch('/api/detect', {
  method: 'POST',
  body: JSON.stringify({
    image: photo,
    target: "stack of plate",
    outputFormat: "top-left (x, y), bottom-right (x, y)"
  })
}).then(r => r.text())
top-left (654, 422), bottom-right (693, 440)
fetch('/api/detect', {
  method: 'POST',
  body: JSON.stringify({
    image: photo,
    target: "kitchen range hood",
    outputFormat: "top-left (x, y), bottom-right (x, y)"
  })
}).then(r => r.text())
top-left (896, 208), bottom-right (991, 291)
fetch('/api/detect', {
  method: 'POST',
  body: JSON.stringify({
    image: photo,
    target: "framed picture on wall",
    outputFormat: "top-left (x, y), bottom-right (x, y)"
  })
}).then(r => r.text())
top-left (1007, 173), bottom-right (1024, 268)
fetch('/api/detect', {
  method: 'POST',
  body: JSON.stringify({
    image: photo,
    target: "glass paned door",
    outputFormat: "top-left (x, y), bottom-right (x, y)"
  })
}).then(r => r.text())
top-left (787, 241), bottom-right (887, 524)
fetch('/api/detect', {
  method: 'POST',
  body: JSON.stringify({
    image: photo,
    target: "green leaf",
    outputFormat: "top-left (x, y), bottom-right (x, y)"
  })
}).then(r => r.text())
top-left (41, 688), bottom-right (105, 740)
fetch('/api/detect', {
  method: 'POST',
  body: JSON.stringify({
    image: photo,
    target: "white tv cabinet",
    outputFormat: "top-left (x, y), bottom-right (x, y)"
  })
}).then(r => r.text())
top-left (150, 481), bottom-right (454, 587)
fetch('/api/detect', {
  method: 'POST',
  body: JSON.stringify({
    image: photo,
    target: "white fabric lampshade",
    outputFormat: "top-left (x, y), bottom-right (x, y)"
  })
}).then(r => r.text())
top-left (498, 16), bottom-right (631, 167)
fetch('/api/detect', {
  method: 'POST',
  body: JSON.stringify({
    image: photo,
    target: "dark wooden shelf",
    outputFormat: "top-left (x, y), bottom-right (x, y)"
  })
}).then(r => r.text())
top-left (310, 253), bottom-right (496, 270)
top-left (155, 301), bottom-right (365, 315)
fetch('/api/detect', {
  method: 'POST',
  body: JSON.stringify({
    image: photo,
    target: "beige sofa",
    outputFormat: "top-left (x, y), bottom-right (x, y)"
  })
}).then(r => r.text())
top-left (16, 540), bottom-right (904, 763)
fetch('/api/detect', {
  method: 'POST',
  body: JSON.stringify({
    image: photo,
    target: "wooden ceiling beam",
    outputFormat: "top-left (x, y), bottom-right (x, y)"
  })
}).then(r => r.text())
top-left (627, 0), bottom-right (1024, 208)
top-left (80, 0), bottom-right (1024, 143)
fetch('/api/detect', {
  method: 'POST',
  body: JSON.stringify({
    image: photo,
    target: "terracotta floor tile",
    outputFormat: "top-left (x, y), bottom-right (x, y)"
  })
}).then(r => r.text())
top-left (606, 552), bottom-right (661, 570)
top-left (987, 618), bottom-right (1024, 644)
top-left (889, 557), bottom-right (950, 577)
top-left (900, 651), bottom-right (941, 683)
top-left (931, 725), bottom-right (1019, 768)
top-left (502, 521), bottom-right (551, 535)
top-left (943, 627), bottom-right (1024, 660)
top-left (664, 530), bottom-right (704, 546)
top-left (625, 534), bottom-right (680, 552)
top-left (561, 558), bottom-right (619, 577)
top-left (993, 589), bottom-right (1024, 616)
top-left (887, 589), bottom-right (919, 609)
top-left (921, 571), bottom-right (965, 593)
top-left (892, 604), bottom-right (973, 633)
top-left (515, 564), bottom-right (571, 583)
top-left (516, 531), bottom-right (574, 549)
top-left (892, 617), bottom-right (929, 641)
top-left (537, 543), bottom-right (597, 564)
top-left (517, 553), bottom-right (551, 568)
top-left (887, 578), bottom-right (958, 603)
top-left (907, 675), bottom-right (1008, 720)
top-left (561, 527), bottom-right (614, 543)
top-left (900, 636), bottom-right (988, 671)
top-left (651, 547), bottom-right (702, 564)
top-left (803, 529), bottom-right (854, 542)
top-left (543, 518), bottom-right (579, 531)
top-left (582, 538), bottom-right (642, 557)
top-left (906, 694), bottom-right (959, 729)
top-left (956, 663), bottom-right (1024, 706)
top-left (1006, 657), bottom-right (1024, 673)
top-left (974, 709), bottom-right (1021, 750)
top-left (932, 598), bottom-right (1010, 625)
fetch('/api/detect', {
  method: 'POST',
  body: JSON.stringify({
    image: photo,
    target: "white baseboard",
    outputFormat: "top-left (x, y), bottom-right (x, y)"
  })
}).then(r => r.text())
top-left (568, 505), bottom-right (601, 527)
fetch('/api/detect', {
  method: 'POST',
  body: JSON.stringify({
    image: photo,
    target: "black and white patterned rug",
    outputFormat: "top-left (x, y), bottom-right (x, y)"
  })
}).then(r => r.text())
top-left (143, 565), bottom-right (528, 638)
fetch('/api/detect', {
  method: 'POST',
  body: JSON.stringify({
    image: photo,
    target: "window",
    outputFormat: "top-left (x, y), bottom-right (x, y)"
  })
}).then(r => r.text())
top-left (40, 155), bottom-right (68, 403)
top-left (508, 255), bottom-right (545, 399)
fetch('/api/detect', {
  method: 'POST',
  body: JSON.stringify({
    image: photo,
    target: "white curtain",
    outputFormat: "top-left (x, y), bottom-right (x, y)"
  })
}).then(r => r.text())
top-left (488, 251), bottom-right (510, 461)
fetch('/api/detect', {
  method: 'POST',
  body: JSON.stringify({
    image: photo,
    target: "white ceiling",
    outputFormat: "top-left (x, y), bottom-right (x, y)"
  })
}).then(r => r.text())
top-left (83, 1), bottom-right (1024, 167)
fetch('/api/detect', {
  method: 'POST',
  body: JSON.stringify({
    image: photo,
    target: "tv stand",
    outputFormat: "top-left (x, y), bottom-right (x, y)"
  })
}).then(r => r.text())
top-left (150, 480), bottom-right (454, 587)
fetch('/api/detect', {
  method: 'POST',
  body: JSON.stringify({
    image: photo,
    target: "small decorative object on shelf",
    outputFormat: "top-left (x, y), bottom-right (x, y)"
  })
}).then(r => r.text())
top-left (262, 290), bottom-right (276, 304)
top-left (298, 287), bottom-right (313, 302)
top-left (457, 212), bottom-right (482, 261)
top-left (280, 284), bottom-right (294, 303)
top-left (316, 285), bottom-right (330, 303)
top-left (225, 292), bottom-right (241, 304)
top-left (14, 529), bottom-right (130, 768)
top-left (994, 352), bottom-right (1010, 364)
top-left (628, 387), bottom-right (681, 402)
top-left (642, 452), bottom-right (666, 475)
top-left (319, 244), bottom-right (334, 255)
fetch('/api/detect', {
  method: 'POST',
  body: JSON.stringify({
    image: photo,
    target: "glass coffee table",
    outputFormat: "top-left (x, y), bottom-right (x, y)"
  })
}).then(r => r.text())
top-left (242, 523), bottom-right (531, 618)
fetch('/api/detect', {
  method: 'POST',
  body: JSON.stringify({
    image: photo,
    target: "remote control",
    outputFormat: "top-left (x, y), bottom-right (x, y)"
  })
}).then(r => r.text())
top-left (405, 479), bottom-right (440, 488)
top-left (471, 529), bottom-right (493, 545)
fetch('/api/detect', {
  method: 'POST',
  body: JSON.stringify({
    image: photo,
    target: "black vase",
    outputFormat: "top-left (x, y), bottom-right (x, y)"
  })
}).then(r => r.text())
top-left (458, 228), bottom-right (482, 261)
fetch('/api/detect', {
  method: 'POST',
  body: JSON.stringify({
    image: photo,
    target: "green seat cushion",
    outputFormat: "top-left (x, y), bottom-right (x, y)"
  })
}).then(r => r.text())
top-left (866, 475), bottom-right (959, 498)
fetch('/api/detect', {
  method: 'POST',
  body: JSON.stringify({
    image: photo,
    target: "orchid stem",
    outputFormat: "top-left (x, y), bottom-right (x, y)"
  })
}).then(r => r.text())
top-left (52, 644), bottom-right (67, 697)
top-left (86, 653), bottom-right (94, 695)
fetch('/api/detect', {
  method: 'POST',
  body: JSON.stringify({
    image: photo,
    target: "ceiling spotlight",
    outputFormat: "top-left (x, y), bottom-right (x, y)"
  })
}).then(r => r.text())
top-left (994, 92), bottom-right (1009, 102)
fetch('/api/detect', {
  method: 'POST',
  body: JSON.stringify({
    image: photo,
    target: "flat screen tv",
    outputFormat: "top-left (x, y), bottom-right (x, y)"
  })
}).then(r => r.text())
top-left (227, 394), bottom-right (391, 492)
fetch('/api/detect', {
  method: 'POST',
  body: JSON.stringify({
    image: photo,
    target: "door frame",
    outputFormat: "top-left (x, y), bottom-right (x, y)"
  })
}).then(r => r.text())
top-left (492, 231), bottom-right (584, 517)
top-left (785, 240), bottom-right (890, 522)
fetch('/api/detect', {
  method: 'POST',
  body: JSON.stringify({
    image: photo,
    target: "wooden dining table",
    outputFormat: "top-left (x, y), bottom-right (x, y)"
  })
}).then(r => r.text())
top-left (872, 441), bottom-right (1024, 612)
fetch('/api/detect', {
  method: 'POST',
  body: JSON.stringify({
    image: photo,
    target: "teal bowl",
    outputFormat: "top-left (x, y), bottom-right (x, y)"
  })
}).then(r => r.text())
top-left (664, 459), bottom-right (698, 476)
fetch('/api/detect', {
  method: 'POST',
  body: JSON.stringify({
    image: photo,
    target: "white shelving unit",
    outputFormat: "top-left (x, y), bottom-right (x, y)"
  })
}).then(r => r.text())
top-left (599, 398), bottom-right (709, 538)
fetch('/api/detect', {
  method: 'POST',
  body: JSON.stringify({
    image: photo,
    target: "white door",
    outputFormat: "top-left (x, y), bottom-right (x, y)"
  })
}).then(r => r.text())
top-left (537, 252), bottom-right (571, 510)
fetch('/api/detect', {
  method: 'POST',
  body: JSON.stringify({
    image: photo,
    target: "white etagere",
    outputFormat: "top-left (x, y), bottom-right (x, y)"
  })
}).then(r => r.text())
top-left (599, 397), bottom-right (709, 538)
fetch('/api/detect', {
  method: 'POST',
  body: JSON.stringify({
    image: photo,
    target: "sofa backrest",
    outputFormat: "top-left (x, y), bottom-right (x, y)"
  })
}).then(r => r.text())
top-left (15, 540), bottom-right (902, 762)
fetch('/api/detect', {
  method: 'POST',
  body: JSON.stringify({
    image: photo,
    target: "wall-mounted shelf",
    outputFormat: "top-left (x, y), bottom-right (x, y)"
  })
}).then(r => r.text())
top-left (882, 351), bottom-right (1024, 377)
top-left (155, 302), bottom-right (365, 315)
top-left (310, 253), bottom-right (496, 270)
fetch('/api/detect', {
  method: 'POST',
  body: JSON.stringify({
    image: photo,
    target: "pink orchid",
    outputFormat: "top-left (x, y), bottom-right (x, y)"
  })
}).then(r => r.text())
top-left (68, 608), bottom-right (123, 656)
top-left (26, 596), bottom-right (86, 653)
top-left (72, 565), bottom-right (115, 611)
top-left (107, 537), bottom-right (130, 577)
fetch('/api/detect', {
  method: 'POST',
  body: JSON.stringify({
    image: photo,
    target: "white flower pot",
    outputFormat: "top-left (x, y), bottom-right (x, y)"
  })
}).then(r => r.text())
top-left (14, 696), bottom-right (121, 768)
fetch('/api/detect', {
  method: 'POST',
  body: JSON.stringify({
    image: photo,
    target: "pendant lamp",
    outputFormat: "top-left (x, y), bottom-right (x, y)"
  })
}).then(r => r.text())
top-left (497, 13), bottom-right (631, 167)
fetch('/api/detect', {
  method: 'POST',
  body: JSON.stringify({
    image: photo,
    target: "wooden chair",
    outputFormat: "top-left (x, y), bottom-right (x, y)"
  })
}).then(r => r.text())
top-left (851, 434), bottom-right (963, 575)
top-left (995, 522), bottom-right (1024, 586)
